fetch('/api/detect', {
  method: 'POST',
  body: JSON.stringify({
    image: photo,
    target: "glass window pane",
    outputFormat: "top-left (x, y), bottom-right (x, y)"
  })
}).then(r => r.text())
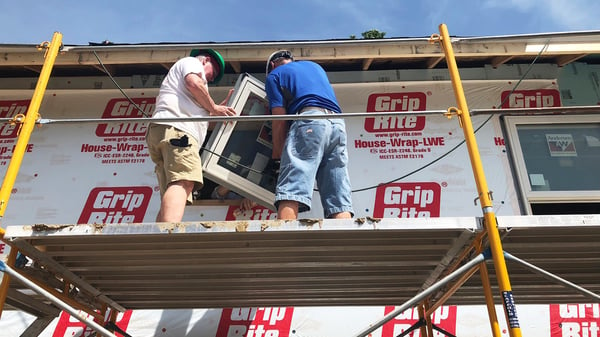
top-left (516, 122), bottom-right (600, 191)
top-left (216, 92), bottom-right (277, 193)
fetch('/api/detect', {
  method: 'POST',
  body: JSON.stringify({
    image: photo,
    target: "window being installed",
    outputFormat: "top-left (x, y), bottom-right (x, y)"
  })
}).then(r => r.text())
top-left (201, 74), bottom-right (277, 210)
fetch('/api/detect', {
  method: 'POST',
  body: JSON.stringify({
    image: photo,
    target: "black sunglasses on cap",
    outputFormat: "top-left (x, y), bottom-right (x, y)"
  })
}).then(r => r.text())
top-left (266, 50), bottom-right (294, 75)
top-left (270, 50), bottom-right (293, 62)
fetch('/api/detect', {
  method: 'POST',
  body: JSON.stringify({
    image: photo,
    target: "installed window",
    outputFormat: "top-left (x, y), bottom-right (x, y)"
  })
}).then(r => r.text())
top-left (504, 114), bottom-right (600, 214)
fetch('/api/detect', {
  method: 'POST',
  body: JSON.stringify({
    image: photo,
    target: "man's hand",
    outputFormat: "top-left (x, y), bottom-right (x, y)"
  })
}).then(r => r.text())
top-left (265, 158), bottom-right (281, 178)
top-left (210, 104), bottom-right (236, 116)
top-left (212, 89), bottom-right (236, 123)
top-left (219, 89), bottom-right (234, 105)
top-left (240, 198), bottom-right (257, 211)
top-left (185, 74), bottom-right (236, 117)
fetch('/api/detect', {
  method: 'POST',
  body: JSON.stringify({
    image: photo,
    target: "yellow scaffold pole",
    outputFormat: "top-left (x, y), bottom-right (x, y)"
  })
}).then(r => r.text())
top-left (0, 32), bottom-right (62, 228)
top-left (0, 32), bottom-right (63, 315)
top-left (431, 24), bottom-right (523, 337)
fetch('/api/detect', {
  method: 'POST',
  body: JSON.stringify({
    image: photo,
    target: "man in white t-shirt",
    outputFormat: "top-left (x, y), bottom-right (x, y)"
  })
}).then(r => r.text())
top-left (146, 49), bottom-right (236, 222)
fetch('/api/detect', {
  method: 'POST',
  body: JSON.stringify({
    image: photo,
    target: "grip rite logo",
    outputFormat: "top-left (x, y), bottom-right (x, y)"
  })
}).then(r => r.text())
top-left (95, 97), bottom-right (154, 137)
top-left (365, 93), bottom-right (427, 133)
top-left (382, 306), bottom-right (457, 337)
top-left (216, 307), bottom-right (294, 337)
top-left (225, 205), bottom-right (277, 221)
top-left (374, 182), bottom-right (441, 218)
top-left (501, 89), bottom-right (561, 108)
top-left (0, 100), bottom-right (30, 139)
top-left (550, 304), bottom-right (600, 337)
top-left (52, 310), bottom-right (132, 337)
top-left (78, 186), bottom-right (152, 224)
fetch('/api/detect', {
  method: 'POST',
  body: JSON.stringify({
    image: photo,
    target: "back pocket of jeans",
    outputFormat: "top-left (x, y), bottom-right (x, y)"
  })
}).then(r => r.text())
top-left (291, 121), bottom-right (325, 159)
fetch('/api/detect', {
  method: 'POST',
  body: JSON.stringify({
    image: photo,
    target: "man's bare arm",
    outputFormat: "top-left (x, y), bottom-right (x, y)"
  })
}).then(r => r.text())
top-left (271, 106), bottom-right (288, 159)
top-left (184, 73), bottom-right (236, 116)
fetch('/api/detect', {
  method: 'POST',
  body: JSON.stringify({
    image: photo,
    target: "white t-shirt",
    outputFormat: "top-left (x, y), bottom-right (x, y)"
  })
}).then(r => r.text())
top-left (152, 56), bottom-right (210, 143)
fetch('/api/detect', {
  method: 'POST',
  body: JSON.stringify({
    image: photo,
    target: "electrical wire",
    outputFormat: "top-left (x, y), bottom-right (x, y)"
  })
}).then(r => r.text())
top-left (92, 51), bottom-right (273, 179)
top-left (92, 50), bottom-right (151, 117)
top-left (350, 39), bottom-right (551, 193)
top-left (92, 43), bottom-right (551, 195)
top-left (93, 51), bottom-right (265, 174)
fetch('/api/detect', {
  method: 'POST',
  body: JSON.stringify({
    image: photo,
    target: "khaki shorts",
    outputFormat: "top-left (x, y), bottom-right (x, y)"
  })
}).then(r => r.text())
top-left (146, 123), bottom-right (203, 204)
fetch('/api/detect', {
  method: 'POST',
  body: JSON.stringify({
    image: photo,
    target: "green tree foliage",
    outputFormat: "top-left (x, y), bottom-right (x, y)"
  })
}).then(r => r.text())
top-left (360, 29), bottom-right (386, 39)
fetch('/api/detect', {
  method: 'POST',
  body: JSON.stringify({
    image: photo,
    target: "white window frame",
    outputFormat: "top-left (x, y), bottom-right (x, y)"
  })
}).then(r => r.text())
top-left (201, 74), bottom-right (276, 210)
top-left (504, 114), bottom-right (600, 214)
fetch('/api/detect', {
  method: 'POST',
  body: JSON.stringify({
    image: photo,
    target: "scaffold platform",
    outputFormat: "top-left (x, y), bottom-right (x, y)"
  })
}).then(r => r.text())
top-left (3, 214), bottom-right (600, 317)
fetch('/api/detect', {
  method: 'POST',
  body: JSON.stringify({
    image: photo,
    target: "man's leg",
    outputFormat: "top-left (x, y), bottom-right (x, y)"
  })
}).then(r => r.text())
top-left (277, 200), bottom-right (299, 220)
top-left (329, 212), bottom-right (352, 219)
top-left (157, 180), bottom-right (195, 222)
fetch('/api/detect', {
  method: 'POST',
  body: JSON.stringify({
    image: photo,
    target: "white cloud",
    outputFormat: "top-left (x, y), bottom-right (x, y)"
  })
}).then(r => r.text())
top-left (484, 0), bottom-right (600, 31)
top-left (2, 0), bottom-right (599, 44)
top-left (545, 0), bottom-right (600, 30)
top-left (304, 0), bottom-right (415, 38)
top-left (484, 0), bottom-right (537, 11)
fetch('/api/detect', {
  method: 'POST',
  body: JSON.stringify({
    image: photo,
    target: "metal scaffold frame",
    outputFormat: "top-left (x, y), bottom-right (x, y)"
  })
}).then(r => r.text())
top-left (0, 25), bottom-right (599, 337)
top-left (351, 23), bottom-right (600, 337)
top-left (0, 32), bottom-right (120, 337)
top-left (0, 32), bottom-right (65, 314)
top-left (436, 23), bottom-right (521, 337)
top-left (351, 24), bottom-right (525, 337)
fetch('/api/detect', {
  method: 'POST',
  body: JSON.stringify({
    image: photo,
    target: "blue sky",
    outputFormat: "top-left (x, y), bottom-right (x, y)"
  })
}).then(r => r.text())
top-left (2, 0), bottom-right (600, 45)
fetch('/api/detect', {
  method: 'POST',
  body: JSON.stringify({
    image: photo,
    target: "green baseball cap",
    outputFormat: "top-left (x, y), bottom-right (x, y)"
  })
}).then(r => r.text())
top-left (190, 49), bottom-right (225, 84)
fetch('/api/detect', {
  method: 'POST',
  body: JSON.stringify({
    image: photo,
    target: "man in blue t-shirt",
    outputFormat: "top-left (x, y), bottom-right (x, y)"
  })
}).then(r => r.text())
top-left (265, 50), bottom-right (354, 220)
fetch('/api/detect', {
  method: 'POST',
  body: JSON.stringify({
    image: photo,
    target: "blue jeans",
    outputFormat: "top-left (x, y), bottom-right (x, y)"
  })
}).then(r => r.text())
top-left (275, 110), bottom-right (354, 217)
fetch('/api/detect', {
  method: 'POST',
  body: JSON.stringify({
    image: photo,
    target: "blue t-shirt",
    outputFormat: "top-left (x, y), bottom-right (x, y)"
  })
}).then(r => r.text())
top-left (265, 60), bottom-right (341, 115)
